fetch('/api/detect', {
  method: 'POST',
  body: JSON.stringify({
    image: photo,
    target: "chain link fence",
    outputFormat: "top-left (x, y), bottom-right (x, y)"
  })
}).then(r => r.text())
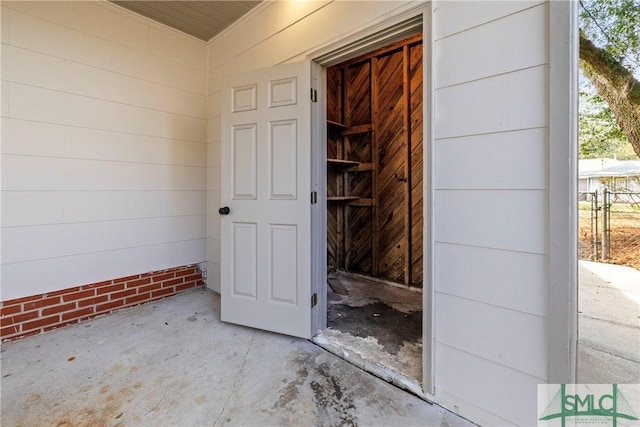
top-left (579, 189), bottom-right (640, 269)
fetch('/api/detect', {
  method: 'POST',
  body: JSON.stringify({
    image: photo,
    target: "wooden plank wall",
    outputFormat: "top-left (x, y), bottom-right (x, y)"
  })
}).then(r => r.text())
top-left (409, 41), bottom-right (424, 285)
top-left (327, 34), bottom-right (423, 286)
top-left (345, 62), bottom-right (373, 274)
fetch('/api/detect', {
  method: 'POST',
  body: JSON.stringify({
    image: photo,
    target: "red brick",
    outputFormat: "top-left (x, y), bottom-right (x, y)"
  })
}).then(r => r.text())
top-left (96, 283), bottom-right (125, 295)
top-left (24, 297), bottom-right (61, 311)
top-left (152, 272), bottom-right (175, 283)
top-left (47, 286), bottom-right (81, 297)
top-left (176, 282), bottom-right (196, 292)
top-left (23, 315), bottom-right (60, 331)
top-left (95, 300), bottom-right (124, 313)
top-left (1, 311), bottom-right (38, 327)
top-left (83, 280), bottom-right (113, 289)
top-left (139, 283), bottom-right (162, 294)
top-left (183, 273), bottom-right (202, 283)
top-left (113, 274), bottom-right (140, 284)
top-left (1, 325), bottom-right (21, 337)
top-left (78, 295), bottom-right (108, 308)
top-left (62, 307), bottom-right (94, 322)
top-left (125, 293), bottom-right (151, 305)
top-left (162, 278), bottom-right (184, 288)
top-left (151, 287), bottom-right (174, 298)
top-left (0, 305), bottom-right (21, 317)
top-left (110, 289), bottom-right (137, 300)
top-left (126, 277), bottom-right (151, 289)
top-left (62, 289), bottom-right (96, 302)
top-left (175, 268), bottom-right (197, 278)
top-left (2, 294), bottom-right (42, 306)
top-left (42, 302), bottom-right (77, 316)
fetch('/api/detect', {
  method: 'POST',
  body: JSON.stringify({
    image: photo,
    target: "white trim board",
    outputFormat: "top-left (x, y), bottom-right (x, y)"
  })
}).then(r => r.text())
top-left (547, 0), bottom-right (579, 384)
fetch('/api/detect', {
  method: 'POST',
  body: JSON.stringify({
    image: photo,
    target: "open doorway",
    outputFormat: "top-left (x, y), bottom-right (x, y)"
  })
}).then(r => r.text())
top-left (313, 33), bottom-right (425, 393)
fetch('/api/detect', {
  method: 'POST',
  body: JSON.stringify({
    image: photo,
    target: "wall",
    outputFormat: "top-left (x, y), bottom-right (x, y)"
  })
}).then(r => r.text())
top-left (1, 264), bottom-right (203, 341)
top-left (205, 1), bottom-right (421, 292)
top-left (431, 1), bottom-right (550, 425)
top-left (0, 1), bottom-right (571, 424)
top-left (1, 1), bottom-right (208, 302)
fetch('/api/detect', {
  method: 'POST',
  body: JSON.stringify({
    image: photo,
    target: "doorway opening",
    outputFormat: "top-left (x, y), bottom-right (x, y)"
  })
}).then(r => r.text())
top-left (313, 33), bottom-right (425, 394)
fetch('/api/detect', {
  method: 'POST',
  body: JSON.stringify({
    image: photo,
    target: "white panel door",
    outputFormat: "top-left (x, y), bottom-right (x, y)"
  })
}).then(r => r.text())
top-left (220, 61), bottom-right (313, 339)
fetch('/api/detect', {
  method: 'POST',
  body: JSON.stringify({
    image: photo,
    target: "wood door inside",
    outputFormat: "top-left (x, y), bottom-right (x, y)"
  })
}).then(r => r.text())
top-left (326, 34), bottom-right (423, 287)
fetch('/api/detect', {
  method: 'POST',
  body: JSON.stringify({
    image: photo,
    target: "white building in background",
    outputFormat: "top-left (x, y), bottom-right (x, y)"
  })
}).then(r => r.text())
top-left (579, 158), bottom-right (640, 193)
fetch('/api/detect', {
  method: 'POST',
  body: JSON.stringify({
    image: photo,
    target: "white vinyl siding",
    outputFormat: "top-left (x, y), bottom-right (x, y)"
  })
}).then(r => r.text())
top-left (432, 2), bottom-right (550, 425)
top-left (1, 1), bottom-right (208, 301)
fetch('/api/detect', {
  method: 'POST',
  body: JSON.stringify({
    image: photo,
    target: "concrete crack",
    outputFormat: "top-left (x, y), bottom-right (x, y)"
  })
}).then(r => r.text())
top-left (144, 388), bottom-right (169, 417)
top-left (212, 332), bottom-right (256, 426)
top-left (581, 342), bottom-right (640, 363)
top-left (580, 314), bottom-right (640, 329)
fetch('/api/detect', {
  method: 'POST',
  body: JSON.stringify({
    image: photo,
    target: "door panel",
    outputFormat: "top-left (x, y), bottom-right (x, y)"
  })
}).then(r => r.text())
top-left (232, 223), bottom-right (257, 298)
top-left (221, 61), bottom-right (312, 339)
top-left (269, 120), bottom-right (297, 200)
top-left (269, 224), bottom-right (298, 304)
top-left (232, 124), bottom-right (257, 199)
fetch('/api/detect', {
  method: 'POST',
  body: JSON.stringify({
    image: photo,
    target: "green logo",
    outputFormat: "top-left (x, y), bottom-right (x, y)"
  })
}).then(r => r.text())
top-left (539, 384), bottom-right (638, 427)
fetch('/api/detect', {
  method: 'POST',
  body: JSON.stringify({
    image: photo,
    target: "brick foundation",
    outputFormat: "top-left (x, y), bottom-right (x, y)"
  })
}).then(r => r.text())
top-left (0, 264), bottom-right (205, 342)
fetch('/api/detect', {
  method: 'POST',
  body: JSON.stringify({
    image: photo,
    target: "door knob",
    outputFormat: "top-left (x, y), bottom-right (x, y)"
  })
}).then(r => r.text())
top-left (218, 206), bottom-right (230, 215)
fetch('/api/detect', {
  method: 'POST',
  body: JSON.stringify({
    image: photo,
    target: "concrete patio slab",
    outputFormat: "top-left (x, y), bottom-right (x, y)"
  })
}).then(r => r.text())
top-left (1, 288), bottom-right (473, 427)
top-left (578, 260), bottom-right (640, 408)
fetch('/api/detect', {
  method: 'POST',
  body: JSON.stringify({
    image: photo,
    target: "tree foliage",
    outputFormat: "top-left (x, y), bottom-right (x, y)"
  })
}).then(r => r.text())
top-left (580, 0), bottom-right (639, 72)
top-left (579, 0), bottom-right (640, 159)
top-left (579, 90), bottom-right (637, 159)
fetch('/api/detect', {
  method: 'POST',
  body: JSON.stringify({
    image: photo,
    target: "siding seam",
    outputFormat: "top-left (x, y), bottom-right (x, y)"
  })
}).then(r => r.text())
top-left (433, 2), bottom-right (546, 41)
top-left (1, 239), bottom-right (207, 267)
top-left (435, 342), bottom-right (548, 382)
top-left (434, 63), bottom-right (548, 91)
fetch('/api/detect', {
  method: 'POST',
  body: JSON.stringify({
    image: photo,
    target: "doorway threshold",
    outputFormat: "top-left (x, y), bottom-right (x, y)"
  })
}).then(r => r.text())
top-left (312, 271), bottom-right (426, 400)
top-left (312, 332), bottom-right (426, 399)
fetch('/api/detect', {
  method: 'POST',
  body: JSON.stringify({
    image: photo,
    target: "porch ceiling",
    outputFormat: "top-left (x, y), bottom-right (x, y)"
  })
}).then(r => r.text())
top-left (110, 1), bottom-right (262, 41)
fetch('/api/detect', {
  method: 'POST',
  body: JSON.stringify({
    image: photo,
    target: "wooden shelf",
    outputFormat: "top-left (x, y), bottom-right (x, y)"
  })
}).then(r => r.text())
top-left (327, 159), bottom-right (375, 172)
top-left (345, 198), bottom-right (373, 207)
top-left (327, 120), bottom-right (347, 129)
top-left (345, 162), bottom-right (374, 172)
top-left (327, 196), bottom-right (361, 203)
top-left (342, 124), bottom-right (373, 136)
top-left (327, 158), bottom-right (360, 168)
top-left (327, 196), bottom-right (374, 206)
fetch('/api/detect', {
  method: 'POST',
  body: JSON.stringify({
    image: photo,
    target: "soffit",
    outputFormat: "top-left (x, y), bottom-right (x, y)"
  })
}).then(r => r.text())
top-left (110, 1), bottom-right (262, 41)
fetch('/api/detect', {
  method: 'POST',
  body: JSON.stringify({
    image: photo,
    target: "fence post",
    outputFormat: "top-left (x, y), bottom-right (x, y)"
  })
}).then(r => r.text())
top-left (601, 188), bottom-right (609, 260)
top-left (592, 191), bottom-right (598, 259)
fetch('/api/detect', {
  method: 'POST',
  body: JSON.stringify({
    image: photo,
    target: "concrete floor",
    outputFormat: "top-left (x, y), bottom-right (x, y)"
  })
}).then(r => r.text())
top-left (578, 260), bottom-right (640, 387)
top-left (314, 272), bottom-right (423, 396)
top-left (577, 260), bottom-right (640, 415)
top-left (0, 288), bottom-right (473, 427)
top-left (3, 261), bottom-right (635, 426)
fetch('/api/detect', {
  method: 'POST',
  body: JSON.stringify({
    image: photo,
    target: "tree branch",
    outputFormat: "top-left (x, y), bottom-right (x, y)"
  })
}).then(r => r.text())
top-left (579, 31), bottom-right (640, 157)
